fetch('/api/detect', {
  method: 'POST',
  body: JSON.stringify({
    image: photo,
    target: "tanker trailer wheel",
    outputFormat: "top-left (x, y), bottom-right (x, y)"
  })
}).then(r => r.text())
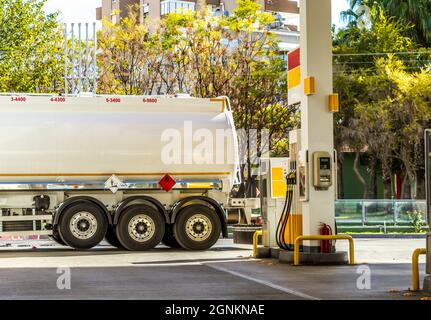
top-left (49, 227), bottom-right (66, 246)
top-left (115, 205), bottom-right (165, 251)
top-left (104, 225), bottom-right (125, 249)
top-left (161, 224), bottom-right (182, 248)
top-left (173, 204), bottom-right (221, 251)
top-left (58, 202), bottom-right (108, 250)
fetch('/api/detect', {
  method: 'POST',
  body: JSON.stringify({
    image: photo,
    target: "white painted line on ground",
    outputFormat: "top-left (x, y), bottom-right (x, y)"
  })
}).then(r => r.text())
top-left (131, 259), bottom-right (256, 267)
top-left (206, 263), bottom-right (320, 300)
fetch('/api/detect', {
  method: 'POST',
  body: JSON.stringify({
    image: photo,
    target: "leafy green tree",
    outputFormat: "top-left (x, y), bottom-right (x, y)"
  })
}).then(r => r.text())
top-left (334, 4), bottom-right (416, 70)
top-left (334, 8), bottom-right (431, 199)
top-left (0, 0), bottom-right (64, 92)
top-left (343, 0), bottom-right (431, 46)
top-left (384, 57), bottom-right (431, 199)
top-left (334, 64), bottom-right (395, 199)
top-left (98, 5), bottom-right (162, 95)
top-left (335, 56), bottom-right (431, 200)
top-left (98, 0), bottom-right (296, 197)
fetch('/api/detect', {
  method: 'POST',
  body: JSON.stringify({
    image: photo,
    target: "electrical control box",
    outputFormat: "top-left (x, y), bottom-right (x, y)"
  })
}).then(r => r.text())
top-left (312, 151), bottom-right (332, 190)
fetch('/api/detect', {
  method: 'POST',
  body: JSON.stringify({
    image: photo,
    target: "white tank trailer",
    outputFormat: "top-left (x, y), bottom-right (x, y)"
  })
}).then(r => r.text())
top-left (0, 94), bottom-right (259, 250)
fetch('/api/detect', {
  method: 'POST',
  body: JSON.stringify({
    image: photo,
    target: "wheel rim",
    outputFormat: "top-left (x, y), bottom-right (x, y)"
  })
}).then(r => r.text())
top-left (128, 214), bottom-right (155, 242)
top-left (185, 214), bottom-right (212, 242)
top-left (69, 211), bottom-right (98, 240)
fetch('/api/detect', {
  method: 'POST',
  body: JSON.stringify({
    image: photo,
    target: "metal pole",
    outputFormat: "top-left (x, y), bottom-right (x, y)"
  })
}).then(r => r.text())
top-left (71, 23), bottom-right (75, 94)
top-left (78, 23), bottom-right (82, 93)
top-left (93, 22), bottom-right (97, 95)
top-left (361, 200), bottom-right (366, 226)
top-left (85, 23), bottom-right (90, 92)
top-left (64, 23), bottom-right (68, 95)
top-left (393, 199), bottom-right (398, 224)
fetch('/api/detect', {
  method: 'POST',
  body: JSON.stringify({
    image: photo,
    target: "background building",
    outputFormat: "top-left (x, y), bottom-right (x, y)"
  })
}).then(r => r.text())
top-left (96, 0), bottom-right (300, 51)
top-left (97, 1), bottom-right (298, 26)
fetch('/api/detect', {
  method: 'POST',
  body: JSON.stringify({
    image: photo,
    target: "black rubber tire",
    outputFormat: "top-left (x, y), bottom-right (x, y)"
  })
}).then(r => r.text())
top-left (49, 228), bottom-right (66, 246)
top-left (104, 225), bottom-right (124, 249)
top-left (115, 204), bottom-right (165, 251)
top-left (58, 202), bottom-right (108, 250)
top-left (173, 204), bottom-right (221, 251)
top-left (161, 224), bottom-right (182, 248)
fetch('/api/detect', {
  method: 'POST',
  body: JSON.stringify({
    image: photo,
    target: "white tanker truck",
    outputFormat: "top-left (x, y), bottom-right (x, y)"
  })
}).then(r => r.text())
top-left (0, 93), bottom-right (259, 251)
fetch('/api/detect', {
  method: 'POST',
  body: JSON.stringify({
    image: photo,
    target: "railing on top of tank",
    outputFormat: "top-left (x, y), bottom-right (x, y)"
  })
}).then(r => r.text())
top-left (335, 199), bottom-right (428, 226)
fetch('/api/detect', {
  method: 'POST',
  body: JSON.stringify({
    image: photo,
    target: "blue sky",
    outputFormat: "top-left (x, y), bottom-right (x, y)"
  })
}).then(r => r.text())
top-left (44, 0), bottom-right (351, 28)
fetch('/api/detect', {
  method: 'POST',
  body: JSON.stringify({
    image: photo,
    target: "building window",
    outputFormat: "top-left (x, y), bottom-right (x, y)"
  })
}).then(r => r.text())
top-left (160, 0), bottom-right (196, 15)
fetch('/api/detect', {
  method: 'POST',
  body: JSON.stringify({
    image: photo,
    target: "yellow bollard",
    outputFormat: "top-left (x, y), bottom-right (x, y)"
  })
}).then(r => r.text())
top-left (252, 230), bottom-right (263, 258)
top-left (411, 248), bottom-right (427, 292)
top-left (294, 235), bottom-right (355, 266)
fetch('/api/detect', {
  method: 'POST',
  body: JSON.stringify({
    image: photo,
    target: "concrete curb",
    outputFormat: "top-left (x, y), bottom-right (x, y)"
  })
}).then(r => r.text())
top-left (256, 247), bottom-right (349, 265)
top-left (344, 234), bottom-right (427, 239)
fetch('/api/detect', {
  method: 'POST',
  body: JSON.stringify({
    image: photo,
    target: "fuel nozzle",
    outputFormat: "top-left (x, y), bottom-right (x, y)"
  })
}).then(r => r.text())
top-left (286, 170), bottom-right (297, 186)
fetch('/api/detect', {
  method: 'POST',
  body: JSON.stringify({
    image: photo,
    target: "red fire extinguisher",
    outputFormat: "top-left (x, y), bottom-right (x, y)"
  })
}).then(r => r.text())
top-left (319, 223), bottom-right (333, 253)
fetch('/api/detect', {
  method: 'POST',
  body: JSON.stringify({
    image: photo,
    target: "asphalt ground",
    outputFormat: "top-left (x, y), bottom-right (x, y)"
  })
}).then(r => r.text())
top-left (0, 238), bottom-right (428, 300)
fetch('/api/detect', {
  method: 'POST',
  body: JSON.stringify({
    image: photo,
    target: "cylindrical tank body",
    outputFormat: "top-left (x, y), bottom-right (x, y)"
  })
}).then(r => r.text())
top-left (0, 95), bottom-right (239, 189)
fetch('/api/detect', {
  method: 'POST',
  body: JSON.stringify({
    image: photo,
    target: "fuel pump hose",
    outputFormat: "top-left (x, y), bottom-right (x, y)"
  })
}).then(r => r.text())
top-left (275, 172), bottom-right (296, 251)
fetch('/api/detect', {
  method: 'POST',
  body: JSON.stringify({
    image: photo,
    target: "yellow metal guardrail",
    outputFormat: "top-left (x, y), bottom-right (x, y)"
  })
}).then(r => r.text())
top-left (411, 248), bottom-right (427, 291)
top-left (252, 230), bottom-right (263, 258)
top-left (294, 235), bottom-right (355, 266)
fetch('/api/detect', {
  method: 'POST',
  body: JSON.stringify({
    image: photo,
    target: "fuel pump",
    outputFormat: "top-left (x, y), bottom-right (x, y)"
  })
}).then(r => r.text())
top-left (260, 129), bottom-right (339, 257)
top-left (258, 0), bottom-right (344, 263)
top-left (260, 130), bottom-right (303, 250)
top-left (261, 157), bottom-right (290, 248)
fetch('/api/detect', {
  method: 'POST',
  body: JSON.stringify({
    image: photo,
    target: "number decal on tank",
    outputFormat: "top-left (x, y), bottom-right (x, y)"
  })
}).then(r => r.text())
top-left (106, 98), bottom-right (121, 103)
top-left (50, 97), bottom-right (66, 102)
top-left (11, 97), bottom-right (26, 102)
top-left (143, 98), bottom-right (158, 103)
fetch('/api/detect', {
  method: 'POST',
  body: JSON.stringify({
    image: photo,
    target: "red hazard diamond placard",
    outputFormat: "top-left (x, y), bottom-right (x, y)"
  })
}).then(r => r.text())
top-left (159, 174), bottom-right (176, 192)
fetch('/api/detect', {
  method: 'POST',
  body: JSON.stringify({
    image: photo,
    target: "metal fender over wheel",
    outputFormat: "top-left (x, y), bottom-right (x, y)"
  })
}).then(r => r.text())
top-left (49, 227), bottom-right (66, 246)
top-left (173, 204), bottom-right (221, 251)
top-left (115, 205), bottom-right (165, 251)
top-left (58, 202), bottom-right (108, 250)
top-left (105, 225), bottom-right (124, 249)
top-left (162, 224), bottom-right (182, 248)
